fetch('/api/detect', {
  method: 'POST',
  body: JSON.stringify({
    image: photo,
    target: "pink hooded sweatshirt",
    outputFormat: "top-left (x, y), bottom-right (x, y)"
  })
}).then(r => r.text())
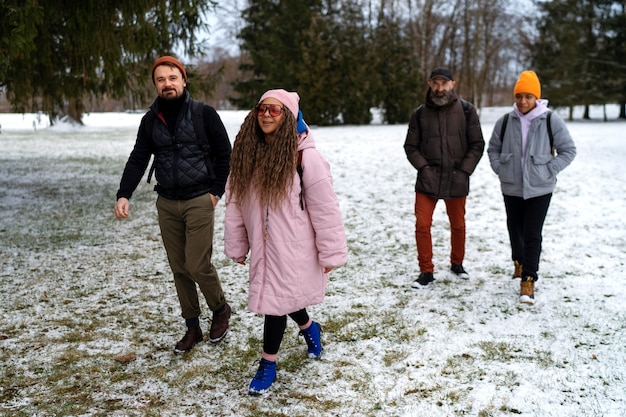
top-left (224, 127), bottom-right (348, 316)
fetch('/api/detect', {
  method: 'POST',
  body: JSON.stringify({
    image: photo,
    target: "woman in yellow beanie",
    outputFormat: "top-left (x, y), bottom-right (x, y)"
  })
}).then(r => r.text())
top-left (487, 70), bottom-right (577, 305)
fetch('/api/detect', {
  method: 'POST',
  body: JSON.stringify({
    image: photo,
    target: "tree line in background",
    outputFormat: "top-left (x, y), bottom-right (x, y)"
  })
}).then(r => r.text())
top-left (1, 0), bottom-right (625, 125)
top-left (532, 0), bottom-right (626, 120)
top-left (0, 0), bottom-right (221, 123)
top-left (233, 0), bottom-right (524, 124)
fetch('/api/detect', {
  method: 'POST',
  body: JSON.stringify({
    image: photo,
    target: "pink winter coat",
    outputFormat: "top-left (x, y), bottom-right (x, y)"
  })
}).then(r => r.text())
top-left (224, 130), bottom-right (348, 316)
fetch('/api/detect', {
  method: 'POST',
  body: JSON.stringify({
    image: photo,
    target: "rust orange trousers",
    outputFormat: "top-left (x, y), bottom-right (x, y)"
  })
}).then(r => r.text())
top-left (414, 193), bottom-right (466, 273)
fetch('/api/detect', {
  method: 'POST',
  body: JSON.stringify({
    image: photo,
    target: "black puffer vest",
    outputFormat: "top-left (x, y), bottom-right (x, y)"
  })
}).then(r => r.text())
top-left (150, 96), bottom-right (211, 200)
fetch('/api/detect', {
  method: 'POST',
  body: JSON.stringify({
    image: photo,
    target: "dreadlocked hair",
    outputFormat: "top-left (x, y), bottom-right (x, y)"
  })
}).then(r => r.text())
top-left (228, 108), bottom-right (299, 209)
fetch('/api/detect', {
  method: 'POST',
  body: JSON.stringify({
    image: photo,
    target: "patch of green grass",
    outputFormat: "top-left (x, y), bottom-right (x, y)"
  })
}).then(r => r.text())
top-left (404, 382), bottom-right (442, 399)
top-left (382, 347), bottom-right (410, 367)
top-left (476, 340), bottom-right (517, 361)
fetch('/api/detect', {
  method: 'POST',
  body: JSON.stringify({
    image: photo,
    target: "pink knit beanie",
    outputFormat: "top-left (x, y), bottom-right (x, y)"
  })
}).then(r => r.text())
top-left (258, 89), bottom-right (300, 118)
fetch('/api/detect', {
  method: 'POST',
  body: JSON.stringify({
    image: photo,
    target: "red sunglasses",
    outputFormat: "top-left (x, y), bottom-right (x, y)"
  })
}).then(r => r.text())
top-left (255, 103), bottom-right (284, 117)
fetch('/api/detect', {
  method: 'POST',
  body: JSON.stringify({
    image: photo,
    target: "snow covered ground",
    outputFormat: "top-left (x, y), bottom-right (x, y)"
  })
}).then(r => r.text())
top-left (1, 105), bottom-right (625, 416)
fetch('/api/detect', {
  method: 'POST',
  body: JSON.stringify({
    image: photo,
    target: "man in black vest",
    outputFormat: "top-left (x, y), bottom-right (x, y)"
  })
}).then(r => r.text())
top-left (115, 56), bottom-right (232, 353)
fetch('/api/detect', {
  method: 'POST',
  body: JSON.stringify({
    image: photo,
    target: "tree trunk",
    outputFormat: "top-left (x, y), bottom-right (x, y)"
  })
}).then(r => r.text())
top-left (66, 97), bottom-right (84, 125)
top-left (583, 104), bottom-right (590, 120)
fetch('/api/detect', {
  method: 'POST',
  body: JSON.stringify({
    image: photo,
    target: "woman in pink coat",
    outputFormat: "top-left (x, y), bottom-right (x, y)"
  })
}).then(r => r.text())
top-left (224, 89), bottom-right (347, 395)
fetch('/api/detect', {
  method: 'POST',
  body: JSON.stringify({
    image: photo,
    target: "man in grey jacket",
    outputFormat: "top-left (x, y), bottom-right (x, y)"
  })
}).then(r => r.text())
top-left (404, 67), bottom-right (485, 287)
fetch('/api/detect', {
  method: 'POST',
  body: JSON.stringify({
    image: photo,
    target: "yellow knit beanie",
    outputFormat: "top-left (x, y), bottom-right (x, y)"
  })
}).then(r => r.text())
top-left (514, 70), bottom-right (541, 99)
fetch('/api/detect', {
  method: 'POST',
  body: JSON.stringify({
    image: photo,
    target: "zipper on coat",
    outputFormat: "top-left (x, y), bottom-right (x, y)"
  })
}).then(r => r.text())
top-left (437, 112), bottom-right (445, 196)
top-left (264, 207), bottom-right (269, 241)
top-left (171, 110), bottom-right (185, 187)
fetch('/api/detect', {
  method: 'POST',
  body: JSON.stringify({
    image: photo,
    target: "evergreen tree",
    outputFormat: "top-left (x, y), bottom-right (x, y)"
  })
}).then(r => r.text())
top-left (372, 13), bottom-right (421, 124)
top-left (600, 0), bottom-right (626, 118)
top-left (0, 0), bottom-right (216, 124)
top-left (333, 0), bottom-right (375, 125)
top-left (532, 0), bottom-right (611, 118)
top-left (232, 0), bottom-right (324, 111)
top-left (234, 0), bottom-right (376, 125)
top-left (299, 13), bottom-right (344, 125)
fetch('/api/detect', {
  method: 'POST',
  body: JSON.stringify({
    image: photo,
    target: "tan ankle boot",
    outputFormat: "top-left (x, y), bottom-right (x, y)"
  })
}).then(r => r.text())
top-left (513, 260), bottom-right (523, 279)
top-left (520, 278), bottom-right (535, 304)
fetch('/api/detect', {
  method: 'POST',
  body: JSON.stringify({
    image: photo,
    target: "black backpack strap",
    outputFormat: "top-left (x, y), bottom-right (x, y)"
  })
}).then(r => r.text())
top-left (296, 149), bottom-right (304, 210)
top-left (461, 99), bottom-right (470, 140)
top-left (415, 105), bottom-right (423, 137)
top-left (500, 113), bottom-right (509, 145)
top-left (190, 100), bottom-right (216, 181)
top-left (415, 100), bottom-right (470, 142)
top-left (461, 99), bottom-right (470, 117)
top-left (499, 111), bottom-right (554, 155)
top-left (546, 111), bottom-right (555, 155)
top-left (145, 112), bottom-right (156, 184)
top-left (147, 158), bottom-right (156, 183)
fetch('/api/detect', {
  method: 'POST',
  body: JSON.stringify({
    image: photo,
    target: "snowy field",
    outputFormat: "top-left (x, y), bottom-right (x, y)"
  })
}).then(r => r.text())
top-left (0, 105), bottom-right (625, 416)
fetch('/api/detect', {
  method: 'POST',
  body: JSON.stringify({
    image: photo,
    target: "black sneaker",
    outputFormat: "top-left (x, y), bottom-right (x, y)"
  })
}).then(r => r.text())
top-left (411, 272), bottom-right (434, 288)
top-left (450, 263), bottom-right (470, 280)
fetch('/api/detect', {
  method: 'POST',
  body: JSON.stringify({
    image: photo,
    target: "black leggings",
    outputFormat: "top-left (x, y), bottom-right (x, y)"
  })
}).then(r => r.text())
top-left (263, 309), bottom-right (310, 355)
top-left (503, 193), bottom-right (552, 280)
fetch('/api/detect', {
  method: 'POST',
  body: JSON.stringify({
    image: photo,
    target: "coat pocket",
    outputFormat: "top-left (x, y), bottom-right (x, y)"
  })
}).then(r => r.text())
top-left (416, 165), bottom-right (439, 193)
top-left (497, 153), bottom-right (515, 184)
top-left (450, 169), bottom-right (469, 197)
top-left (528, 154), bottom-right (555, 186)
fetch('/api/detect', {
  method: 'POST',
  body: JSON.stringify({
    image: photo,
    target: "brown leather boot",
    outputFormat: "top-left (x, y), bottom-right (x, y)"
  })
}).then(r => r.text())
top-left (174, 326), bottom-right (203, 354)
top-left (209, 303), bottom-right (231, 343)
top-left (520, 278), bottom-right (535, 305)
top-left (513, 260), bottom-right (523, 279)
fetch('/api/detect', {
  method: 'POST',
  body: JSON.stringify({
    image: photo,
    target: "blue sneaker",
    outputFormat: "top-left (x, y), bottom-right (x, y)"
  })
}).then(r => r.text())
top-left (248, 358), bottom-right (276, 395)
top-left (300, 321), bottom-right (323, 359)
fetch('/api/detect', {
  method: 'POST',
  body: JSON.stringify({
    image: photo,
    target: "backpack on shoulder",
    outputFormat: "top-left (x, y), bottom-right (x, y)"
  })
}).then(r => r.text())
top-left (146, 100), bottom-right (216, 183)
top-left (499, 111), bottom-right (555, 156)
top-left (415, 99), bottom-right (471, 140)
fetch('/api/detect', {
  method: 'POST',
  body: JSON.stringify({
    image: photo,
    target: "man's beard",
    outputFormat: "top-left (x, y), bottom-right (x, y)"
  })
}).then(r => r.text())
top-left (431, 89), bottom-right (453, 107)
top-left (160, 88), bottom-right (182, 100)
